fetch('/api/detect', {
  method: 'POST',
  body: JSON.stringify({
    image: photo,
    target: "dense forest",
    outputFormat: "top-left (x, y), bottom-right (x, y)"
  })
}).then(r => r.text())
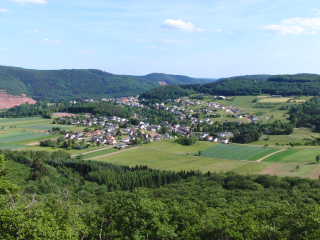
top-left (0, 66), bottom-right (206, 101)
top-left (1, 150), bottom-right (320, 238)
top-left (139, 85), bottom-right (196, 102)
top-left (289, 96), bottom-right (320, 130)
top-left (140, 74), bottom-right (320, 101)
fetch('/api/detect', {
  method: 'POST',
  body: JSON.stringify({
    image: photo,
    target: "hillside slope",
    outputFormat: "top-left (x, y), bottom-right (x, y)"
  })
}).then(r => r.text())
top-left (140, 74), bottom-right (320, 100)
top-left (0, 66), bottom-right (160, 101)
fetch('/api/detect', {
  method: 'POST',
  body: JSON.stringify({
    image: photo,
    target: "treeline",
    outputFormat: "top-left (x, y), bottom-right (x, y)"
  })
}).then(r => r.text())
top-left (139, 85), bottom-right (195, 101)
top-left (197, 120), bottom-right (293, 143)
top-left (2, 150), bottom-right (320, 238)
top-left (140, 75), bottom-right (320, 100)
top-left (268, 74), bottom-right (320, 82)
top-left (289, 96), bottom-right (320, 130)
top-left (67, 102), bottom-right (131, 118)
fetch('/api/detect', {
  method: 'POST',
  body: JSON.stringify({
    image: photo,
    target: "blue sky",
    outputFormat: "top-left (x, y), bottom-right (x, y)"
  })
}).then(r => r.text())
top-left (1, 0), bottom-right (320, 78)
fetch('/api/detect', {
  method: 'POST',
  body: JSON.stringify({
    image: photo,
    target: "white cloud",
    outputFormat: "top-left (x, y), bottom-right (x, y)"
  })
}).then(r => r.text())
top-left (81, 50), bottom-right (96, 54)
top-left (161, 19), bottom-right (205, 31)
top-left (258, 17), bottom-right (320, 34)
top-left (136, 39), bottom-right (150, 42)
top-left (0, 48), bottom-right (8, 51)
top-left (199, 38), bottom-right (208, 41)
top-left (31, 39), bottom-right (62, 44)
top-left (33, 29), bottom-right (40, 33)
top-left (0, 9), bottom-right (8, 12)
top-left (82, 29), bottom-right (90, 31)
top-left (161, 39), bottom-right (186, 43)
top-left (10, 0), bottom-right (47, 4)
top-left (73, 40), bottom-right (83, 44)
top-left (145, 45), bottom-right (165, 50)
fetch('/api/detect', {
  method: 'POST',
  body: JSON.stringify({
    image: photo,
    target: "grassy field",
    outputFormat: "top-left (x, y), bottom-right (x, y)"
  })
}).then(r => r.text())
top-left (24, 125), bottom-right (75, 130)
top-left (259, 162), bottom-right (320, 179)
top-left (263, 149), bottom-right (320, 163)
top-left (148, 140), bottom-right (215, 154)
top-left (82, 148), bottom-right (118, 159)
top-left (188, 95), bottom-right (312, 122)
top-left (94, 147), bottom-right (275, 174)
top-left (200, 144), bottom-right (279, 160)
top-left (0, 132), bottom-right (49, 143)
top-left (248, 128), bottom-right (320, 147)
top-left (0, 117), bottom-right (53, 128)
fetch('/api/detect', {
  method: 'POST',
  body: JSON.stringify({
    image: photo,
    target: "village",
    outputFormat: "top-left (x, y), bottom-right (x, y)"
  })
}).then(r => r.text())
top-left (54, 95), bottom-right (265, 149)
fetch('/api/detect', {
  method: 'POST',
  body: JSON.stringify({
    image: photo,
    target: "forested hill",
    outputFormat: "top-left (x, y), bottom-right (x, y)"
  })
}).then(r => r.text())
top-left (134, 73), bottom-right (205, 85)
top-left (140, 73), bottom-right (320, 100)
top-left (0, 66), bottom-right (208, 101)
top-left (0, 66), bottom-right (161, 101)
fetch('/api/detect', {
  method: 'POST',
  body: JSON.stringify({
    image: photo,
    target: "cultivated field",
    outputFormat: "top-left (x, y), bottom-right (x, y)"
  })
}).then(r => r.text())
top-left (263, 149), bottom-right (320, 163)
top-left (200, 144), bottom-right (280, 160)
top-left (95, 147), bottom-right (275, 174)
top-left (148, 139), bottom-right (215, 154)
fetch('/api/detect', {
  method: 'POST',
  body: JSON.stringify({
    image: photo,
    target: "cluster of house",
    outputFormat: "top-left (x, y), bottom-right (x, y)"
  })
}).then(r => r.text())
top-left (199, 132), bottom-right (231, 144)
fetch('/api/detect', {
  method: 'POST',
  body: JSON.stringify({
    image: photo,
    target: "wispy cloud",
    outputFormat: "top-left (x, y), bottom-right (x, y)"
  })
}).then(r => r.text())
top-left (161, 39), bottom-right (186, 43)
top-left (0, 9), bottom-right (8, 12)
top-left (31, 39), bottom-right (62, 44)
top-left (33, 29), bottom-right (40, 33)
top-left (161, 19), bottom-right (205, 31)
top-left (82, 29), bottom-right (90, 31)
top-left (211, 29), bottom-right (222, 32)
top-left (199, 38), bottom-right (208, 41)
top-left (10, 0), bottom-right (47, 4)
top-left (0, 48), bottom-right (8, 51)
top-left (80, 50), bottom-right (96, 54)
top-left (136, 39), bottom-right (150, 42)
top-left (258, 17), bottom-right (320, 34)
top-left (145, 45), bottom-right (165, 50)
top-left (73, 40), bottom-right (83, 44)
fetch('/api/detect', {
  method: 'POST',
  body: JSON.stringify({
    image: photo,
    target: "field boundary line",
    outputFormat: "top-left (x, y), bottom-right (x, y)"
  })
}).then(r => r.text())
top-left (88, 147), bottom-right (137, 159)
top-left (255, 149), bottom-right (287, 162)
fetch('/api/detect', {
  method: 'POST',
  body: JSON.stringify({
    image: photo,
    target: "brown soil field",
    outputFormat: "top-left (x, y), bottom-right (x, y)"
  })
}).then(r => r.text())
top-left (0, 91), bottom-right (36, 109)
top-left (52, 112), bottom-right (77, 117)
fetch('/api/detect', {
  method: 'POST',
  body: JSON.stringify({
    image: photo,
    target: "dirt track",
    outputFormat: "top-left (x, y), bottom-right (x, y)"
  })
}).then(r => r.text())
top-left (89, 147), bottom-right (137, 159)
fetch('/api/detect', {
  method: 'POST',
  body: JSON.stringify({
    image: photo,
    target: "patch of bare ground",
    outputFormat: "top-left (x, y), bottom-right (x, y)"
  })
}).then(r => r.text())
top-left (158, 82), bottom-right (169, 86)
top-left (0, 90), bottom-right (36, 109)
top-left (257, 163), bottom-right (281, 175)
top-left (52, 112), bottom-right (77, 117)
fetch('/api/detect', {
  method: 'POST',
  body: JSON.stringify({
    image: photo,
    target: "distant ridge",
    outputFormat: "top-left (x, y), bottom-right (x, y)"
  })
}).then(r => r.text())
top-left (134, 73), bottom-right (205, 85)
top-left (0, 66), bottom-right (207, 101)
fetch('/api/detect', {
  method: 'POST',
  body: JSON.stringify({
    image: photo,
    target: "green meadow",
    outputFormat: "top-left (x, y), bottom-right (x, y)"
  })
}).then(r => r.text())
top-left (200, 144), bottom-right (279, 161)
top-left (263, 149), bottom-right (320, 163)
top-left (95, 147), bottom-right (275, 174)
